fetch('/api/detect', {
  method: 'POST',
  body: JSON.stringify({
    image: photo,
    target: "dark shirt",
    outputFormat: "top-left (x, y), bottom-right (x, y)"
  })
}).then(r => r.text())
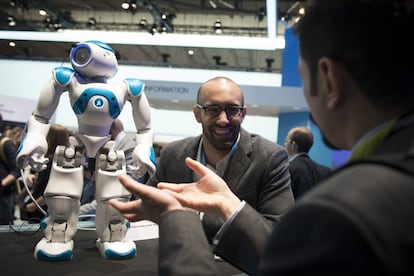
top-left (289, 153), bottom-right (332, 200)
top-left (0, 136), bottom-right (20, 195)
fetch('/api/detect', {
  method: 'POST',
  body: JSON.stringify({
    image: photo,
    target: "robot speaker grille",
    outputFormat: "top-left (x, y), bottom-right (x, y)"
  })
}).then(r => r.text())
top-left (74, 47), bottom-right (91, 65)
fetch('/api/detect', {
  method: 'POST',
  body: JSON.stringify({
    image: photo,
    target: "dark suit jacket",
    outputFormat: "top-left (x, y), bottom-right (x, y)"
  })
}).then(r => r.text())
top-left (147, 128), bottom-right (294, 241)
top-left (156, 114), bottom-right (414, 276)
top-left (289, 154), bottom-right (332, 199)
top-left (0, 136), bottom-right (20, 194)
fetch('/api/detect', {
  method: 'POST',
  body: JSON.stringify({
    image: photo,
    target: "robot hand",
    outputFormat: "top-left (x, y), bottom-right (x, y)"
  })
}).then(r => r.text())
top-left (131, 143), bottom-right (156, 177)
top-left (16, 132), bottom-right (49, 172)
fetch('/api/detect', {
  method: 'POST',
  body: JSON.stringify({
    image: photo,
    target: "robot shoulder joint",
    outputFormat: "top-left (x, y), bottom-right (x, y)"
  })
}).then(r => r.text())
top-left (124, 78), bottom-right (145, 96)
top-left (53, 67), bottom-right (75, 85)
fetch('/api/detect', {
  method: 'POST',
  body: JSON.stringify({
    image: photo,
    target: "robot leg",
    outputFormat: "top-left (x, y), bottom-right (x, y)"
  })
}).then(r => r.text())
top-left (34, 144), bottom-right (84, 261)
top-left (95, 146), bottom-right (136, 260)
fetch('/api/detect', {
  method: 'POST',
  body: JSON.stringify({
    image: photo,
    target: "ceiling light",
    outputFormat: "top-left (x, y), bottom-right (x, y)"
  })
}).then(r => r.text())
top-left (138, 17), bottom-right (148, 29)
top-left (149, 24), bottom-right (157, 35)
top-left (9, 41), bottom-right (16, 47)
top-left (187, 50), bottom-right (194, 55)
top-left (122, 0), bottom-right (137, 14)
top-left (7, 16), bottom-right (16, 27)
top-left (121, 1), bottom-right (130, 10)
top-left (213, 19), bottom-right (222, 34)
top-left (39, 9), bottom-right (47, 16)
top-left (86, 17), bottom-right (96, 29)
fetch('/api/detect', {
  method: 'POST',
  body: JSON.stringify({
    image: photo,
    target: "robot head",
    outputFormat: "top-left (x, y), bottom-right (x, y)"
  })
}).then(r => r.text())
top-left (70, 40), bottom-right (118, 80)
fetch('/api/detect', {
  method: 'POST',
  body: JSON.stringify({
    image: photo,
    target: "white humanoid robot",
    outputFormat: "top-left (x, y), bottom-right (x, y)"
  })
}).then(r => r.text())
top-left (16, 40), bottom-right (156, 261)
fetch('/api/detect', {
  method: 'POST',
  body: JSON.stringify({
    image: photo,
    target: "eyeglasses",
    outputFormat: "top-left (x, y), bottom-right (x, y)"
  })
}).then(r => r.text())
top-left (196, 104), bottom-right (243, 118)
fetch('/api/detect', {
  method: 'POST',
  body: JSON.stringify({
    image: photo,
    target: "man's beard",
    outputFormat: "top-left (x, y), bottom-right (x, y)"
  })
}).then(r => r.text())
top-left (309, 113), bottom-right (342, 150)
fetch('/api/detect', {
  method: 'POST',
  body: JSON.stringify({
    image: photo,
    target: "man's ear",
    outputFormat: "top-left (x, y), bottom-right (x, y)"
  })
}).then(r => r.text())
top-left (318, 57), bottom-right (343, 111)
top-left (193, 105), bottom-right (202, 123)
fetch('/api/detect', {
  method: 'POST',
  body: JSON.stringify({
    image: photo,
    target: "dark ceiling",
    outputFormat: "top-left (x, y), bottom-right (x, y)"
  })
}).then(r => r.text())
top-left (0, 0), bottom-right (304, 73)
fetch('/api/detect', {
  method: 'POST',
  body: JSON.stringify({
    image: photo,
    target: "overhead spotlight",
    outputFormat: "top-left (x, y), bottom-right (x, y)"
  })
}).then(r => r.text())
top-left (9, 41), bottom-right (16, 47)
top-left (149, 24), bottom-right (157, 35)
top-left (138, 17), bottom-right (147, 29)
top-left (280, 13), bottom-right (292, 22)
top-left (7, 15), bottom-right (16, 27)
top-left (280, 1), bottom-right (302, 24)
top-left (187, 49), bottom-right (194, 56)
top-left (213, 19), bottom-right (222, 34)
top-left (86, 17), bottom-right (96, 29)
top-left (130, 0), bottom-right (137, 10)
top-left (121, 1), bottom-right (130, 10)
top-left (53, 22), bottom-right (62, 31)
top-left (121, 0), bottom-right (137, 14)
top-left (43, 16), bottom-right (52, 28)
top-left (39, 8), bottom-right (47, 16)
top-left (160, 25), bottom-right (167, 34)
top-left (160, 13), bottom-right (175, 33)
top-left (9, 0), bottom-right (16, 7)
top-left (43, 16), bottom-right (62, 31)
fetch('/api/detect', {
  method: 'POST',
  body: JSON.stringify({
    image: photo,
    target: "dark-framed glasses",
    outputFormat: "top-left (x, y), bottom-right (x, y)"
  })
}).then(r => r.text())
top-left (196, 104), bottom-right (243, 118)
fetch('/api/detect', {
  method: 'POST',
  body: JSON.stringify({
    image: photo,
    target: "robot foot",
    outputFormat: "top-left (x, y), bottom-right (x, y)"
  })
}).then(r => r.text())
top-left (96, 238), bottom-right (136, 260)
top-left (34, 238), bottom-right (74, 261)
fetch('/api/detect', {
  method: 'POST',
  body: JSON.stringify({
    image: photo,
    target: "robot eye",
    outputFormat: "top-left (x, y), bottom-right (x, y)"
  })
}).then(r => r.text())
top-left (73, 46), bottom-right (91, 65)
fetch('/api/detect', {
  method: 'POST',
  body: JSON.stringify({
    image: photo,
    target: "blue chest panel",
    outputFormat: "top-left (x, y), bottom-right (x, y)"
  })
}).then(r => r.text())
top-left (72, 88), bottom-right (121, 118)
top-left (125, 78), bottom-right (144, 96)
top-left (54, 67), bottom-right (75, 85)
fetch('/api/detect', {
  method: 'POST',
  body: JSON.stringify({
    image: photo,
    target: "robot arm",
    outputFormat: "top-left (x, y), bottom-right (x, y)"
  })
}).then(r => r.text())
top-left (16, 115), bottom-right (50, 171)
top-left (132, 129), bottom-right (156, 177)
top-left (125, 79), bottom-right (156, 177)
top-left (16, 67), bottom-right (71, 171)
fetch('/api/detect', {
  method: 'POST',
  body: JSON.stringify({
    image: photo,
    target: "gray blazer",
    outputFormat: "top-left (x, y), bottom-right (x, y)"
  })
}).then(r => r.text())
top-left (147, 128), bottom-right (294, 242)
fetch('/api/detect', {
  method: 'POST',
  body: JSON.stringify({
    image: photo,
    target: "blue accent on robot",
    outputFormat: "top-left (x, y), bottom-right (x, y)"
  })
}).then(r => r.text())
top-left (125, 78), bottom-right (144, 96)
top-left (72, 88), bottom-right (121, 119)
top-left (54, 67), bottom-right (75, 85)
top-left (104, 248), bottom-right (137, 260)
top-left (36, 249), bottom-right (73, 261)
top-left (86, 40), bottom-right (115, 52)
